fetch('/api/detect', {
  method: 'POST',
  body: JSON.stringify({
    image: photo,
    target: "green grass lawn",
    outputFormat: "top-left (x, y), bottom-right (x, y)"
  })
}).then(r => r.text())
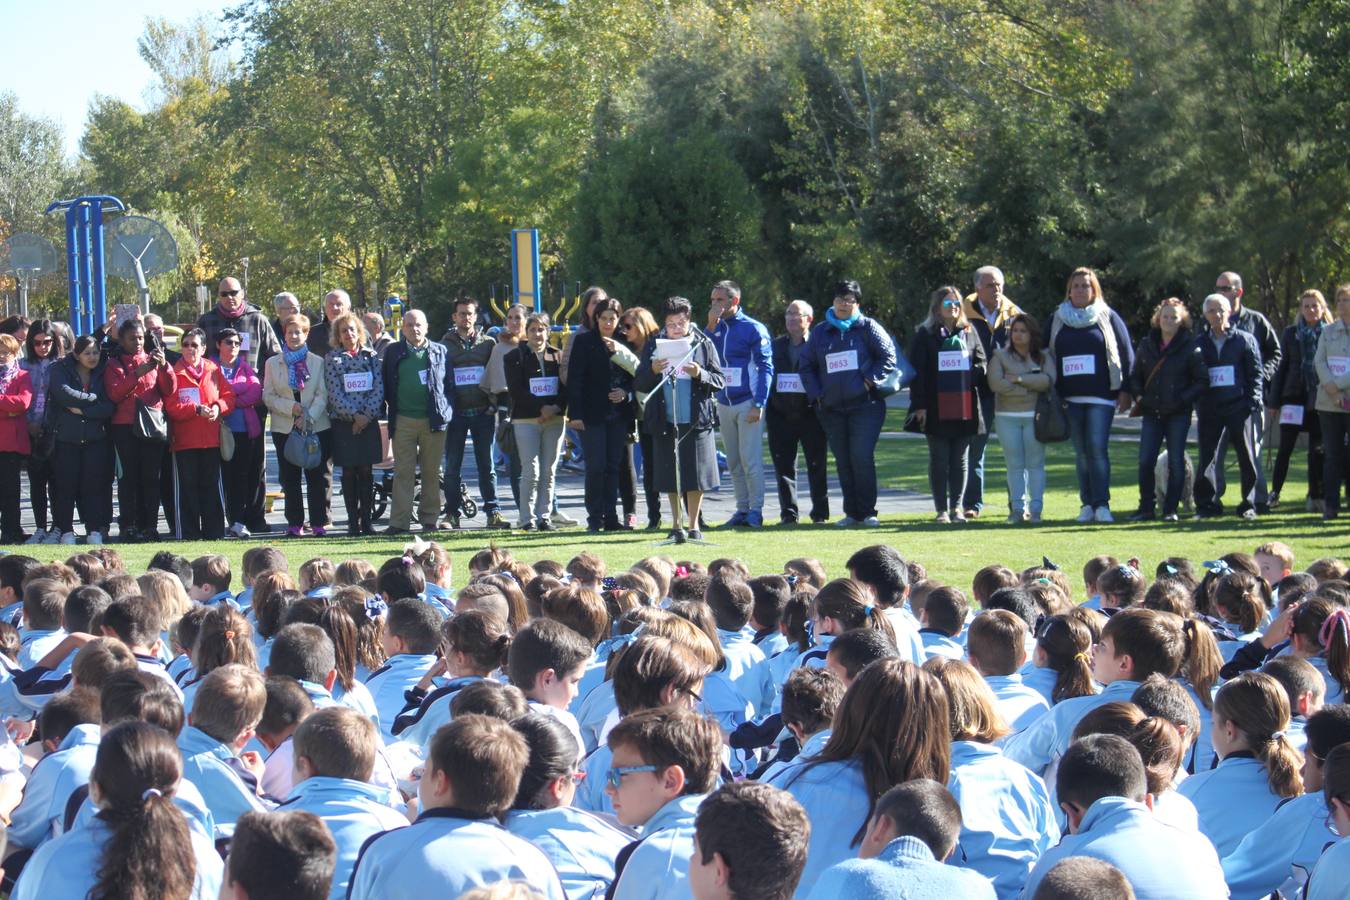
top-left (30, 435), bottom-right (1345, 593)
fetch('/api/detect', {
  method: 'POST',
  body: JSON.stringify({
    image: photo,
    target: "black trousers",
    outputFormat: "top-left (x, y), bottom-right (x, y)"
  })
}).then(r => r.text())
top-left (1196, 409), bottom-right (1260, 514)
top-left (112, 424), bottom-right (164, 534)
top-left (0, 451), bottom-right (23, 539)
top-left (53, 440), bottom-right (114, 535)
top-left (767, 408), bottom-right (830, 522)
top-left (272, 430), bottom-right (334, 528)
top-left (1322, 411), bottom-right (1350, 514)
top-left (159, 442), bottom-right (177, 535)
top-left (222, 431), bottom-right (266, 529)
top-left (1271, 415), bottom-right (1323, 500)
top-left (26, 450), bottom-right (53, 532)
top-left (579, 419), bottom-right (625, 529)
top-left (174, 447), bottom-right (225, 539)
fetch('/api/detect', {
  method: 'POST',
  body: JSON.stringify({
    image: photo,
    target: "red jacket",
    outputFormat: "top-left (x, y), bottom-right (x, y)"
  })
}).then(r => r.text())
top-left (104, 352), bottom-right (175, 425)
top-left (164, 359), bottom-right (236, 451)
top-left (0, 370), bottom-right (32, 454)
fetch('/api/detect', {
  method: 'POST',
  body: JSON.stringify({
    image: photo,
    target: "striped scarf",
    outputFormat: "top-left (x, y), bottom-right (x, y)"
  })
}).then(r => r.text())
top-left (1297, 319), bottom-right (1322, 391)
top-left (936, 329), bottom-right (974, 421)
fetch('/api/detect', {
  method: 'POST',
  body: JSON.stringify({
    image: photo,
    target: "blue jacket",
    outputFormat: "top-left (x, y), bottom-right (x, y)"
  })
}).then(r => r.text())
top-left (610, 793), bottom-right (705, 900)
top-left (364, 653), bottom-right (438, 742)
top-left (577, 743), bottom-right (616, 816)
top-left (1176, 752), bottom-right (1286, 857)
top-left (1307, 653), bottom-right (1345, 704)
top-left (348, 808), bottom-right (565, 900)
top-left (177, 725), bottom-right (272, 830)
top-left (709, 310), bottom-right (773, 408)
top-left (279, 776), bottom-right (409, 900)
top-left (1222, 791), bottom-right (1336, 900)
top-left (505, 806), bottom-right (634, 900)
top-left (1021, 797), bottom-right (1226, 900)
top-left (1197, 329), bottom-right (1263, 418)
top-left (984, 674), bottom-right (1050, 736)
top-left (766, 756), bottom-right (871, 898)
top-left (947, 741), bottom-right (1058, 900)
top-left (919, 630), bottom-right (965, 661)
top-left (382, 339), bottom-right (454, 435)
top-left (1018, 664), bottom-right (1058, 706)
top-left (390, 675), bottom-right (484, 750)
top-left (806, 835), bottom-right (996, 900)
top-left (576, 679), bottom-right (618, 756)
top-left (1308, 836), bottom-right (1350, 900)
top-left (1002, 679), bottom-right (1140, 776)
top-left (717, 628), bottom-right (769, 717)
top-left (12, 815), bottom-right (223, 900)
top-left (1181, 679), bottom-right (1217, 774)
top-left (8, 723), bottom-right (100, 850)
top-left (799, 316), bottom-right (897, 410)
top-left (69, 775), bottom-right (216, 840)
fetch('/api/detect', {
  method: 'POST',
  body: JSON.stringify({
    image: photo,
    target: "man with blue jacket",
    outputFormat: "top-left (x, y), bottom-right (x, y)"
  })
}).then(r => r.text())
top-left (1194, 292), bottom-right (1264, 520)
top-left (707, 281), bottom-right (773, 528)
top-left (382, 309), bottom-right (455, 534)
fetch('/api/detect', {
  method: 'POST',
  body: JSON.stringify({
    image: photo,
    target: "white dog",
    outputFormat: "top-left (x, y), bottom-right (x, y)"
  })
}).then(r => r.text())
top-left (1155, 450), bottom-right (1195, 514)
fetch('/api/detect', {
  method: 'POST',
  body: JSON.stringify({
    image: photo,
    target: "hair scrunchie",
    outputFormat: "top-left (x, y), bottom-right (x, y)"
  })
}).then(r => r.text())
top-left (364, 596), bottom-right (389, 621)
top-left (1319, 609), bottom-right (1350, 648)
top-left (141, 787), bottom-right (163, 801)
top-left (223, 630), bottom-right (236, 640)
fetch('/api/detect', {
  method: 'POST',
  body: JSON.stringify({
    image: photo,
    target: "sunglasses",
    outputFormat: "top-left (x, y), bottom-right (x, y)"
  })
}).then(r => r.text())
top-left (221, 339), bottom-right (241, 346)
top-left (32, 338), bottom-right (52, 346)
top-left (182, 342), bottom-right (202, 350)
top-left (219, 290), bottom-right (241, 298)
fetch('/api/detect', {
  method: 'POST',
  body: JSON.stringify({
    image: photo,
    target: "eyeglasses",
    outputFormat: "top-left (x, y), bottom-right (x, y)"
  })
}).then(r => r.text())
top-left (834, 296), bottom-right (859, 304)
top-left (182, 342), bottom-right (202, 350)
top-left (1215, 284), bottom-right (1237, 293)
top-left (32, 338), bottom-right (52, 346)
top-left (605, 764), bottom-right (659, 790)
top-left (221, 339), bottom-right (241, 346)
top-left (682, 686), bottom-right (704, 704)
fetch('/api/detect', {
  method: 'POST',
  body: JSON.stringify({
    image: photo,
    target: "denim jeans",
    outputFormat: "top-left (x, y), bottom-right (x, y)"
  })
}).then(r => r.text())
top-left (818, 398), bottom-right (886, 520)
top-left (1138, 413), bottom-right (1191, 515)
top-left (995, 413), bottom-right (1046, 515)
top-left (1065, 401), bottom-right (1114, 508)
top-left (962, 392), bottom-right (996, 512)
top-left (444, 411), bottom-right (499, 515)
top-left (926, 434), bottom-right (971, 513)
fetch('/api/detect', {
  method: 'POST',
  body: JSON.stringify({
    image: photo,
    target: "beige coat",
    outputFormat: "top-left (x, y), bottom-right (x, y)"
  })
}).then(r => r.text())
top-left (1314, 320), bottom-right (1350, 413)
top-left (988, 346), bottom-right (1056, 414)
top-left (264, 351), bottom-right (331, 433)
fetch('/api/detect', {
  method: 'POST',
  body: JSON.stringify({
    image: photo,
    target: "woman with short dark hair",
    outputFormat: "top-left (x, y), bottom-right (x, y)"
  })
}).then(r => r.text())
top-left (49, 335), bottom-right (116, 544)
top-left (21, 320), bottom-right (63, 543)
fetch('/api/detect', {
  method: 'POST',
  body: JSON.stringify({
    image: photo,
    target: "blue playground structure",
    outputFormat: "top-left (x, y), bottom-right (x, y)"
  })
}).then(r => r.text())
top-left (45, 195), bottom-right (127, 334)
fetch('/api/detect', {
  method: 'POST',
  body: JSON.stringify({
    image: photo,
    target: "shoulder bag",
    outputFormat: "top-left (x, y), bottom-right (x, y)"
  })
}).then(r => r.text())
top-left (1034, 386), bottom-right (1070, 444)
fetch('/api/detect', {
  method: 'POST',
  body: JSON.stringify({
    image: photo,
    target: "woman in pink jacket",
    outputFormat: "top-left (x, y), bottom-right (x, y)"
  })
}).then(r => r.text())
top-left (0, 334), bottom-right (33, 542)
top-left (213, 327), bottom-right (265, 539)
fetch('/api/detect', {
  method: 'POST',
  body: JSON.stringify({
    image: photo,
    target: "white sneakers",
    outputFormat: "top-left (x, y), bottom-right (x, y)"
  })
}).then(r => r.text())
top-left (1077, 505), bottom-right (1095, 523)
top-left (227, 522), bottom-right (251, 539)
top-left (1094, 507), bottom-right (1114, 523)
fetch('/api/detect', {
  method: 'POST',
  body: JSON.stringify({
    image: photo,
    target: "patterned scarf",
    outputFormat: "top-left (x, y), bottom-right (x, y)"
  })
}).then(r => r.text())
top-left (1297, 319), bottom-right (1323, 391)
top-left (283, 345), bottom-right (310, 390)
top-left (936, 328), bottom-right (974, 421)
top-left (0, 362), bottom-right (19, 395)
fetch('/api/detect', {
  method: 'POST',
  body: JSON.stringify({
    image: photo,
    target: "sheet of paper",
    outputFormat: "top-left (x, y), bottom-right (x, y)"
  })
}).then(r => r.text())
top-left (656, 338), bottom-right (693, 379)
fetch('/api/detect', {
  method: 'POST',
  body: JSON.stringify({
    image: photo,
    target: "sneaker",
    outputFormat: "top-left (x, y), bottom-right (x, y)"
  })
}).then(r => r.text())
top-left (60, 532), bottom-right (77, 545)
top-left (1241, 508), bottom-right (1258, 521)
top-left (552, 510), bottom-right (579, 526)
top-left (668, 527), bottom-right (688, 544)
top-left (935, 511), bottom-right (951, 524)
top-left (963, 508), bottom-right (980, 519)
top-left (688, 529), bottom-right (703, 541)
top-left (1094, 507), bottom-right (1114, 523)
top-left (860, 516), bottom-right (881, 527)
top-left (1162, 513), bottom-right (1179, 522)
top-left (1077, 505), bottom-right (1095, 523)
top-left (951, 509), bottom-right (967, 524)
top-left (1269, 492), bottom-right (1281, 509)
top-left (23, 531), bottom-right (43, 545)
top-left (834, 516), bottom-right (859, 528)
top-left (724, 511), bottom-right (750, 528)
top-left (1127, 510), bottom-right (1155, 522)
top-left (287, 525), bottom-right (303, 537)
top-left (1029, 511), bottom-right (1042, 523)
top-left (86, 531), bottom-right (103, 545)
top-left (516, 520), bottom-right (533, 531)
top-left (746, 510), bottom-right (764, 528)
top-left (486, 511), bottom-right (510, 529)
top-left (43, 528), bottom-right (62, 545)
top-left (537, 519), bottom-right (557, 532)
top-left (1006, 513), bottom-right (1024, 524)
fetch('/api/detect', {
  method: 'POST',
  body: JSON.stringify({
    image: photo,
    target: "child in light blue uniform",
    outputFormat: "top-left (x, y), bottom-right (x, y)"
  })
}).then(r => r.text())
top-left (7, 691), bottom-right (101, 850)
top-left (179, 664), bottom-right (274, 830)
top-left (1017, 612), bottom-right (1096, 706)
top-left (348, 714), bottom-right (565, 900)
top-left (706, 577), bottom-right (769, 714)
top-left (916, 585), bottom-right (968, 661)
top-left (1262, 655), bottom-right (1324, 756)
top-left (805, 780), bottom-right (995, 900)
top-left (506, 714), bottom-right (633, 900)
top-left (1178, 671), bottom-right (1303, 856)
top-left (756, 668), bottom-right (841, 784)
top-left (188, 554), bottom-right (240, 611)
top-left (15, 577), bottom-right (68, 667)
top-left (1222, 705), bottom-right (1350, 900)
top-left (1307, 742), bottom-right (1350, 900)
top-left (967, 610), bottom-right (1050, 735)
top-left (748, 575), bottom-right (793, 659)
top-left (280, 707), bottom-right (410, 900)
top-left (390, 609), bottom-right (507, 749)
top-left (365, 598), bottom-right (442, 741)
top-left (179, 606), bottom-right (258, 714)
top-left (220, 810), bottom-right (337, 900)
top-left (167, 605), bottom-right (210, 686)
top-left (768, 658), bottom-right (949, 898)
top-left (689, 781), bottom-right (811, 900)
top-left (508, 618), bottom-right (593, 763)
top-left (605, 706), bottom-right (721, 900)
top-left (12, 722), bottom-right (224, 900)
top-left (1290, 598), bottom-right (1350, 704)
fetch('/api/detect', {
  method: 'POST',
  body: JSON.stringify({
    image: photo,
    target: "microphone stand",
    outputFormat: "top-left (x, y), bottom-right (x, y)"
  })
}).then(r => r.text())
top-left (641, 328), bottom-right (714, 546)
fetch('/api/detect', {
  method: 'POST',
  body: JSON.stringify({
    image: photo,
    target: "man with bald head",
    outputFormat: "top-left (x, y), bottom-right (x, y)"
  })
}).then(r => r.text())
top-left (382, 309), bottom-right (455, 532)
top-left (766, 300), bottom-right (829, 524)
top-left (197, 277), bottom-right (281, 372)
top-left (309, 289), bottom-right (353, 355)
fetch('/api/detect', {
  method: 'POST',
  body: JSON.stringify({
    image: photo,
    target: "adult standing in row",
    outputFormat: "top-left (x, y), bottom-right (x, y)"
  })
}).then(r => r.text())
top-left (265, 315), bottom-right (333, 536)
top-left (383, 310), bottom-right (454, 534)
top-left (104, 318), bottom-right (174, 542)
top-left (619, 306), bottom-right (662, 529)
top-left (707, 280), bottom-right (773, 529)
top-left (909, 286), bottom-right (987, 524)
top-left (1194, 293), bottom-right (1264, 520)
top-left (272, 292), bottom-right (301, 347)
top-left (50, 336), bottom-right (115, 544)
top-left (1126, 298), bottom-right (1206, 522)
top-left (22, 322), bottom-right (63, 544)
top-left (1049, 267), bottom-right (1134, 523)
top-left (0, 335), bottom-right (31, 543)
top-left (800, 280), bottom-right (897, 528)
top-left (308, 289), bottom-right (352, 357)
top-left (483, 303), bottom-right (527, 513)
top-left (325, 312), bottom-right (384, 536)
top-left (1213, 271), bottom-right (1279, 512)
top-left (1315, 284), bottom-right (1350, 520)
top-left (767, 300), bottom-right (829, 525)
top-left (1269, 289), bottom-right (1331, 511)
top-left (214, 327), bottom-right (265, 539)
top-left (164, 329), bottom-right (235, 540)
top-left (988, 313), bottom-right (1055, 523)
top-left (443, 297), bottom-right (507, 529)
top-left (505, 312), bottom-right (566, 531)
top-left (961, 266), bottom-right (1022, 518)
top-left (147, 313), bottom-right (183, 537)
top-left (567, 297), bottom-right (638, 532)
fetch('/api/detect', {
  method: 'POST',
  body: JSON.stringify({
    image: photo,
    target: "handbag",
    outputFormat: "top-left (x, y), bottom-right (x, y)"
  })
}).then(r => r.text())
top-left (284, 426), bottom-right (323, 470)
top-left (1034, 386), bottom-right (1070, 443)
top-left (134, 398), bottom-right (168, 443)
top-left (219, 424), bottom-right (236, 461)
top-left (1128, 354), bottom-right (1167, 418)
top-left (874, 344), bottom-right (916, 398)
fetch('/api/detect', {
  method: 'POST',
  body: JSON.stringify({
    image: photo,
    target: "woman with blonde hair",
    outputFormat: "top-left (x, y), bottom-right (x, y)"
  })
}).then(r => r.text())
top-left (1269, 290), bottom-right (1332, 510)
top-left (263, 314), bottom-right (332, 536)
top-left (1049, 267), bottom-right (1134, 522)
top-left (324, 311), bottom-right (383, 535)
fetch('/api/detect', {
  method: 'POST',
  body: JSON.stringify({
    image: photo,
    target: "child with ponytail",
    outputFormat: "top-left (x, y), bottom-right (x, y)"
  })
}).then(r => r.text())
top-left (1178, 672), bottom-right (1303, 856)
top-left (1212, 571), bottom-right (1268, 660)
top-left (1291, 598), bottom-right (1350, 703)
top-left (11, 721), bottom-right (222, 900)
top-left (180, 607), bottom-right (257, 713)
top-left (797, 578), bottom-right (896, 669)
top-left (1178, 615), bottom-right (1223, 773)
top-left (316, 604), bottom-right (380, 723)
top-left (1023, 613), bottom-right (1095, 706)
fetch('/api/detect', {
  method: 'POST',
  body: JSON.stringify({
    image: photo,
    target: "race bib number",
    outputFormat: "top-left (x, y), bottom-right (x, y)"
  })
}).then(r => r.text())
top-left (826, 350), bottom-right (859, 373)
top-left (721, 367), bottom-right (743, 388)
top-left (776, 373), bottom-right (804, 393)
top-left (937, 350), bottom-right (971, 372)
top-left (1061, 355), bottom-right (1095, 377)
top-left (417, 369), bottom-right (429, 385)
top-left (529, 376), bottom-right (560, 397)
top-left (1280, 404), bottom-right (1305, 426)
top-left (1208, 366), bottom-right (1235, 388)
top-left (1330, 356), bottom-right (1350, 378)
top-left (343, 372), bottom-right (372, 393)
top-left (239, 333), bottom-right (251, 352)
top-left (454, 366), bottom-right (485, 387)
top-left (177, 387), bottom-right (201, 406)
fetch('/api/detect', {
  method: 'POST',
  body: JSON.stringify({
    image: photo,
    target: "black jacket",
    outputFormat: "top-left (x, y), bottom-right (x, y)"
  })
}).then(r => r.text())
top-left (504, 344), bottom-right (566, 420)
top-left (1197, 329), bottom-right (1263, 418)
top-left (634, 330), bottom-right (725, 435)
top-left (1208, 305), bottom-right (1280, 392)
top-left (1127, 328), bottom-right (1207, 418)
top-left (767, 334), bottom-right (812, 419)
top-left (47, 355), bottom-right (114, 444)
top-left (566, 329), bottom-right (634, 426)
top-left (196, 302), bottom-right (282, 372)
top-left (907, 322), bottom-right (987, 437)
top-left (1269, 324), bottom-right (1317, 407)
